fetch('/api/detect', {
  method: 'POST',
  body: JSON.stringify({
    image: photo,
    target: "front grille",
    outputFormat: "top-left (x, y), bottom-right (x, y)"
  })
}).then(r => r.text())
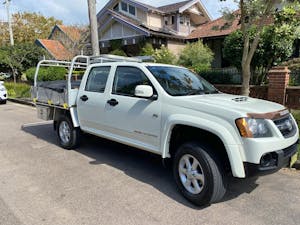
top-left (282, 142), bottom-right (298, 157)
top-left (273, 114), bottom-right (296, 138)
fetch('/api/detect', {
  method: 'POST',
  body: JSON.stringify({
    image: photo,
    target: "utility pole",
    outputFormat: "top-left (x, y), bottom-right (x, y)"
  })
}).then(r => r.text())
top-left (87, 0), bottom-right (100, 56)
top-left (4, 0), bottom-right (14, 46)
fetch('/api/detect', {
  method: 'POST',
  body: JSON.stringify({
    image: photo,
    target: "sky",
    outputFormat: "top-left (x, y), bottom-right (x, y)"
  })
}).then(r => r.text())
top-left (0, 0), bottom-right (238, 25)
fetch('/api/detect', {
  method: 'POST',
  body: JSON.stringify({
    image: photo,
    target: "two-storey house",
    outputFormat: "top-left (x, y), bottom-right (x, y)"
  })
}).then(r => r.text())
top-left (97, 0), bottom-right (212, 55)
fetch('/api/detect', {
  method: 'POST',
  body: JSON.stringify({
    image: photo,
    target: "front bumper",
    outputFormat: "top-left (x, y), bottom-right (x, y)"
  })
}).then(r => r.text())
top-left (244, 141), bottom-right (298, 177)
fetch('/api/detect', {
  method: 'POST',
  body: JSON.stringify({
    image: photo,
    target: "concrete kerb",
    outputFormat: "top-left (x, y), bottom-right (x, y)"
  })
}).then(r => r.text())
top-left (8, 98), bottom-right (35, 107)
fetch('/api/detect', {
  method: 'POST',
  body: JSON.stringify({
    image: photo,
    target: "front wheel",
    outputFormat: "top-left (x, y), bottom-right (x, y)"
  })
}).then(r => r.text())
top-left (57, 115), bottom-right (80, 149)
top-left (173, 142), bottom-right (227, 206)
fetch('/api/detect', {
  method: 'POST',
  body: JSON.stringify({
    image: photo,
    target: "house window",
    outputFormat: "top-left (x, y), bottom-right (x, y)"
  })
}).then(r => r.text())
top-left (180, 16), bottom-right (184, 24)
top-left (120, 1), bottom-right (136, 17)
top-left (171, 16), bottom-right (175, 25)
top-left (113, 3), bottom-right (119, 11)
top-left (164, 17), bottom-right (168, 25)
top-left (185, 17), bottom-right (190, 26)
top-left (128, 5), bottom-right (136, 16)
top-left (121, 2), bottom-right (127, 12)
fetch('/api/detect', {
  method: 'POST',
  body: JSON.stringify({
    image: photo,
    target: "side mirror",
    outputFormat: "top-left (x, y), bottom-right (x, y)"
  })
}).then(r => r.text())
top-left (135, 85), bottom-right (154, 98)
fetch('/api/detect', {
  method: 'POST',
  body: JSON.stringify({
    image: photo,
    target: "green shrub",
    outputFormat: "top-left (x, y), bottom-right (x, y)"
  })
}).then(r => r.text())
top-left (25, 67), bottom-right (66, 82)
top-left (109, 49), bottom-right (127, 56)
top-left (153, 45), bottom-right (176, 64)
top-left (140, 43), bottom-right (155, 56)
top-left (4, 82), bottom-right (31, 99)
top-left (178, 41), bottom-right (213, 73)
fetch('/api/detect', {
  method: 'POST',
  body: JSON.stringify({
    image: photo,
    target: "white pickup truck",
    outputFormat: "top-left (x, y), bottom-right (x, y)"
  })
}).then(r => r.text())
top-left (31, 55), bottom-right (299, 206)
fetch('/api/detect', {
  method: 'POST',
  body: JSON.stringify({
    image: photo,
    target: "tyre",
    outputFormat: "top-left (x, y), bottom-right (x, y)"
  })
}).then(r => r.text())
top-left (57, 115), bottom-right (80, 149)
top-left (0, 100), bottom-right (6, 104)
top-left (173, 142), bottom-right (227, 206)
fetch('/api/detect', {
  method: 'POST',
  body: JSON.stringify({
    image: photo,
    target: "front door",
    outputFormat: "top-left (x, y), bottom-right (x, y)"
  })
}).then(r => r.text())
top-left (104, 66), bottom-right (162, 152)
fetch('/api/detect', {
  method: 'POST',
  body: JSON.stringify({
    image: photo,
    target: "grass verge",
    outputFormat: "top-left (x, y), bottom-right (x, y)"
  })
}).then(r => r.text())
top-left (3, 82), bottom-right (31, 99)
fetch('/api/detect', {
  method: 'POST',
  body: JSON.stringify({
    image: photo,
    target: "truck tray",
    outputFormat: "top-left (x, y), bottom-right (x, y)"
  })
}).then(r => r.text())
top-left (31, 80), bottom-right (81, 106)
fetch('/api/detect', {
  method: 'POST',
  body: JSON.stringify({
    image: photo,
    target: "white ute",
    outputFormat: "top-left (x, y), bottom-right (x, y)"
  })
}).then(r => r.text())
top-left (31, 55), bottom-right (299, 206)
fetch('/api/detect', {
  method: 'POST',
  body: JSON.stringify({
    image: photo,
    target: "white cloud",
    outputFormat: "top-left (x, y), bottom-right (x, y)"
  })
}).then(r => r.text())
top-left (0, 0), bottom-right (238, 24)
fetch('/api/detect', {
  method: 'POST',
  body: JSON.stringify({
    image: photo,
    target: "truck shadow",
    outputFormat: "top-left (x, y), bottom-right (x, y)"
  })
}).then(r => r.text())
top-left (22, 123), bottom-right (259, 208)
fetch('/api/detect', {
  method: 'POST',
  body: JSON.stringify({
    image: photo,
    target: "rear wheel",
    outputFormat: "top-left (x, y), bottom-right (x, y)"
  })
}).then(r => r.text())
top-left (173, 142), bottom-right (227, 206)
top-left (57, 115), bottom-right (80, 149)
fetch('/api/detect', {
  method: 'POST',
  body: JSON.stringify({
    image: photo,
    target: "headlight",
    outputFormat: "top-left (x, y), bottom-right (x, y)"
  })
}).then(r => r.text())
top-left (236, 118), bottom-right (272, 138)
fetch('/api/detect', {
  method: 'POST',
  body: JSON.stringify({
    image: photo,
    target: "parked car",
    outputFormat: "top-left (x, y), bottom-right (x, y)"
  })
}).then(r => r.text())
top-left (31, 55), bottom-right (299, 206)
top-left (0, 81), bottom-right (7, 104)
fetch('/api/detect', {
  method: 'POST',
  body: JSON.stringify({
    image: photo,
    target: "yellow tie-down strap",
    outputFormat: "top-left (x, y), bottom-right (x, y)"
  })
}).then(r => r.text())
top-left (63, 103), bottom-right (68, 109)
top-left (33, 98), bottom-right (37, 103)
top-left (47, 100), bottom-right (53, 105)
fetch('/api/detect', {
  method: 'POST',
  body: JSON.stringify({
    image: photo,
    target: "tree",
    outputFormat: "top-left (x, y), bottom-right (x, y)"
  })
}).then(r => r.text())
top-left (221, 0), bottom-right (300, 96)
top-left (223, 3), bottom-right (300, 84)
top-left (0, 12), bottom-right (62, 46)
top-left (0, 43), bottom-right (47, 83)
top-left (178, 41), bottom-right (214, 73)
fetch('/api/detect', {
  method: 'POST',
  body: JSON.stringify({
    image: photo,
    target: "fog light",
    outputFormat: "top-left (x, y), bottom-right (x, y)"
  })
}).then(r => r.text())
top-left (260, 153), bottom-right (277, 167)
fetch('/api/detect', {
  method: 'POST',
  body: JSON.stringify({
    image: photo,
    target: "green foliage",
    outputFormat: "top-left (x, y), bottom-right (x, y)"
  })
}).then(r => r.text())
top-left (3, 82), bottom-right (31, 99)
top-left (109, 49), bottom-right (127, 56)
top-left (140, 43), bottom-right (155, 56)
top-left (0, 12), bottom-right (62, 46)
top-left (223, 3), bottom-right (300, 84)
top-left (152, 45), bottom-right (176, 64)
top-left (25, 67), bottom-right (66, 82)
top-left (178, 41), bottom-right (214, 73)
top-left (0, 43), bottom-right (47, 81)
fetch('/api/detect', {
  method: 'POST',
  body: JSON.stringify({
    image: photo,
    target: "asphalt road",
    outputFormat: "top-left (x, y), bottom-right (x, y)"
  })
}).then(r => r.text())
top-left (0, 102), bottom-right (300, 225)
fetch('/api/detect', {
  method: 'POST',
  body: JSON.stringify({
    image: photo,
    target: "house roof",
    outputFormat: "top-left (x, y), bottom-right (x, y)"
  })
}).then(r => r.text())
top-left (157, 0), bottom-right (190, 13)
top-left (36, 39), bottom-right (73, 60)
top-left (57, 25), bottom-right (82, 42)
top-left (48, 24), bottom-right (82, 43)
top-left (187, 10), bottom-right (240, 39)
top-left (100, 9), bottom-right (185, 41)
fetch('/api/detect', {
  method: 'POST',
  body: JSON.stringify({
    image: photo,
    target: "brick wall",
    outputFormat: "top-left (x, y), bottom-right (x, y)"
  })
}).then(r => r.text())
top-left (214, 66), bottom-right (300, 109)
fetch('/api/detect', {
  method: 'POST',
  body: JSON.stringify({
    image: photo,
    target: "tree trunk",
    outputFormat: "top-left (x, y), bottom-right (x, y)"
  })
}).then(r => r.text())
top-left (241, 63), bottom-right (251, 96)
top-left (87, 0), bottom-right (100, 56)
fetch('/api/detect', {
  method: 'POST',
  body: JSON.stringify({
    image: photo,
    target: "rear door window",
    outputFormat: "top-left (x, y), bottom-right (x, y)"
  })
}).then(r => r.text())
top-left (85, 66), bottom-right (111, 93)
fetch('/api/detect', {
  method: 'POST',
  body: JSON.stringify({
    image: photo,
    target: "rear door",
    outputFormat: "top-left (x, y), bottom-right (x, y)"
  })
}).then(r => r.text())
top-left (77, 66), bottom-right (111, 132)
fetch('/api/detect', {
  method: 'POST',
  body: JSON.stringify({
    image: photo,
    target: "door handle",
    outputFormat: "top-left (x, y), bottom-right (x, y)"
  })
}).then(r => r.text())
top-left (80, 95), bottom-right (89, 101)
top-left (107, 98), bottom-right (118, 106)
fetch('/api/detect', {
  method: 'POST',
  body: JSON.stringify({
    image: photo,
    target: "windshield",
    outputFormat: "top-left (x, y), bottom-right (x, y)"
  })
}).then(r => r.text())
top-left (147, 66), bottom-right (218, 96)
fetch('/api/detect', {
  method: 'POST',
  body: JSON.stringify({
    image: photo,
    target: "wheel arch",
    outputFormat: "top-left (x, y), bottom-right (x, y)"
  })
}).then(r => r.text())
top-left (53, 107), bottom-right (79, 130)
top-left (161, 115), bottom-right (246, 178)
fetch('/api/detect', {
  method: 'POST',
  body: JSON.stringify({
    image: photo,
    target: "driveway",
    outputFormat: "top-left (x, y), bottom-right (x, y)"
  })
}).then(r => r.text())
top-left (0, 102), bottom-right (299, 225)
